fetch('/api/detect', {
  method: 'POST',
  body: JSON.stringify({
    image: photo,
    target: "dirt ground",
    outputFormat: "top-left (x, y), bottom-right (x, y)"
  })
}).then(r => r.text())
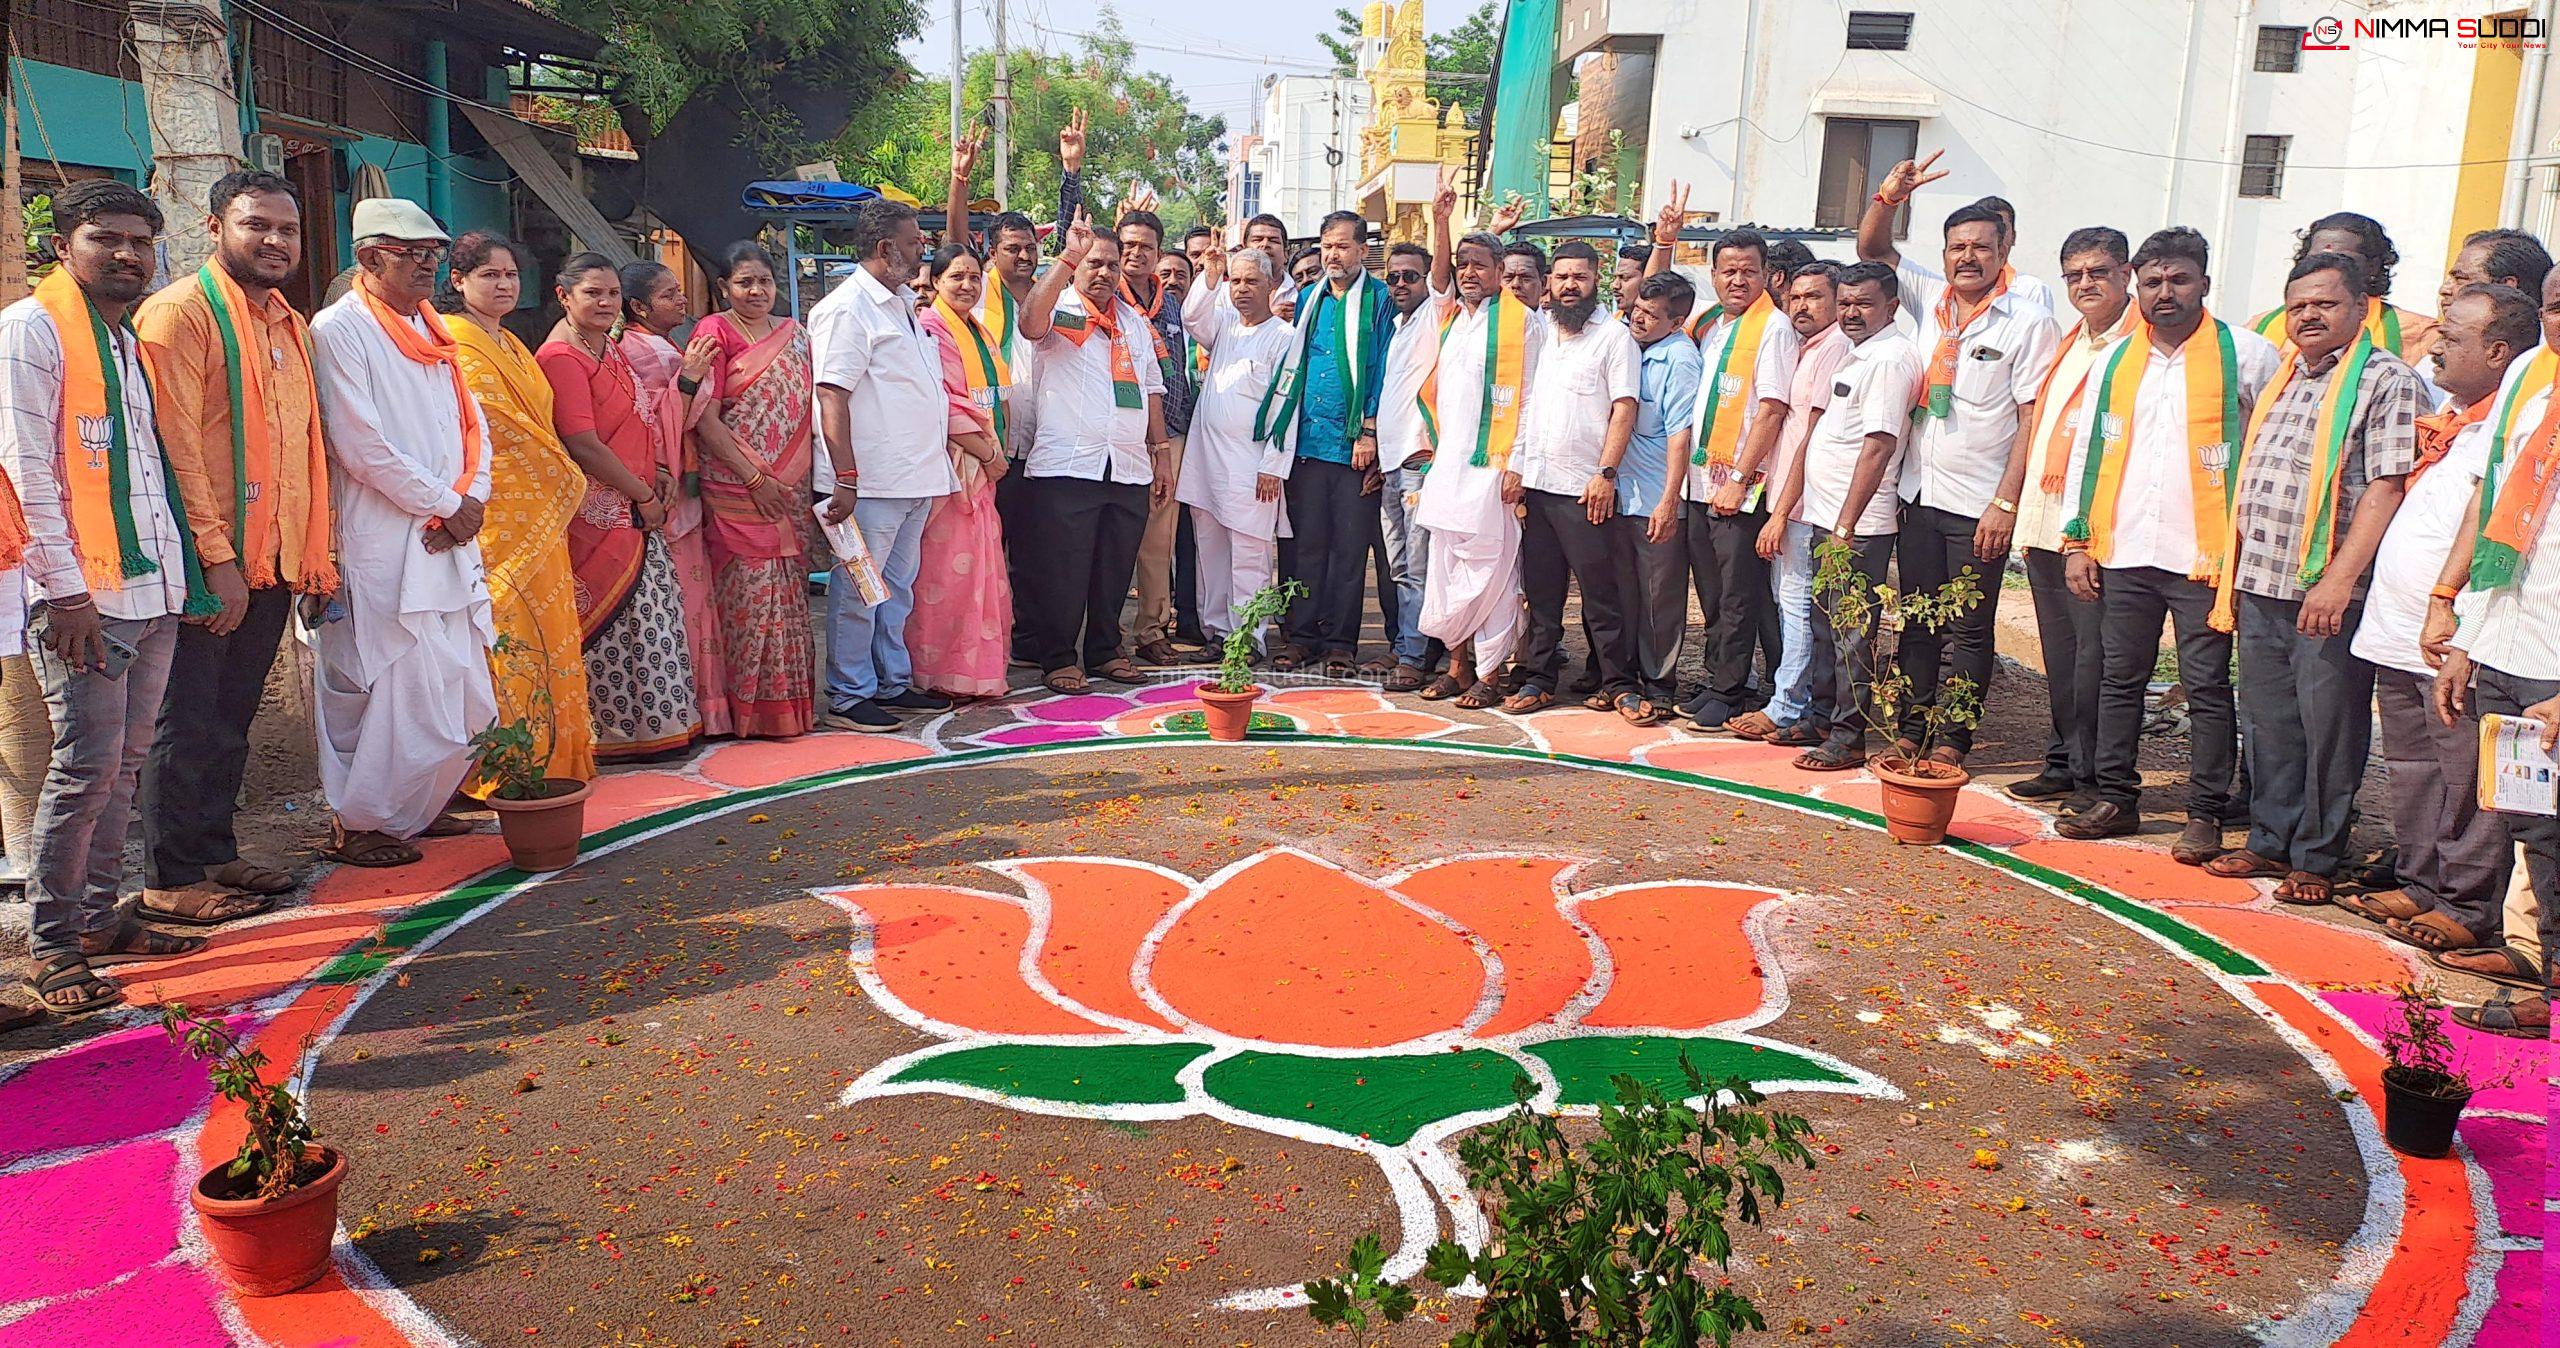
top-left (312, 744), bottom-right (2366, 1348)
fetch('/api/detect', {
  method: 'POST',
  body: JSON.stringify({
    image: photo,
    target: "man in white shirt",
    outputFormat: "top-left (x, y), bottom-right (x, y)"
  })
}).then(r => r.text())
top-left (1016, 211), bottom-right (1173, 691)
top-left (2336, 283), bottom-right (2538, 951)
top-left (2008, 227), bottom-right (2136, 810)
top-left (1893, 192), bottom-right (2059, 317)
top-left (1859, 155), bottom-right (2062, 767)
top-left (1177, 239), bottom-right (1297, 647)
top-left (1748, 263), bottom-right (1854, 747)
top-left (1, 181), bottom-right (212, 1017)
top-left (1792, 262), bottom-right (1925, 773)
top-left (1505, 240), bottom-right (1639, 714)
top-left (810, 198), bottom-right (952, 732)
top-left (2052, 229), bottom-right (2281, 860)
top-left (1376, 240), bottom-right (1443, 690)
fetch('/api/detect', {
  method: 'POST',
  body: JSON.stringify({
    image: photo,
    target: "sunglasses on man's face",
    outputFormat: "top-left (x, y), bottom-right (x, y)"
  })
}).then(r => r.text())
top-left (1385, 270), bottom-right (1425, 284)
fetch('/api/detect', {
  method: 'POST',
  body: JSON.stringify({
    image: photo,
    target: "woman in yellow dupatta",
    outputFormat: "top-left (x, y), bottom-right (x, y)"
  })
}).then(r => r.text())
top-left (437, 232), bottom-right (596, 785)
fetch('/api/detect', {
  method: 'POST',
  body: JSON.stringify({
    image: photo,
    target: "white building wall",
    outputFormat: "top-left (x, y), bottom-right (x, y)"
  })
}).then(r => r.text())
top-left (1252, 76), bottom-right (1377, 233)
top-left (1616, 0), bottom-right (2489, 316)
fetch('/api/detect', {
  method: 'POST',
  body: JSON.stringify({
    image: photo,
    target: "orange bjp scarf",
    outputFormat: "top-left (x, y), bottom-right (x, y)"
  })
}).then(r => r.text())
top-left (356, 278), bottom-right (484, 526)
top-left (1049, 293), bottom-right (1144, 409)
top-left (2472, 347), bottom-right (2560, 590)
top-left (193, 261), bottom-right (336, 592)
top-left (1918, 269), bottom-right (2011, 419)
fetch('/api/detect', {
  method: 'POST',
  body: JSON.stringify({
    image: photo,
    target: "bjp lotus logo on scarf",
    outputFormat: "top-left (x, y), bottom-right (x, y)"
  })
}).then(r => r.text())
top-left (822, 848), bottom-right (1895, 1307)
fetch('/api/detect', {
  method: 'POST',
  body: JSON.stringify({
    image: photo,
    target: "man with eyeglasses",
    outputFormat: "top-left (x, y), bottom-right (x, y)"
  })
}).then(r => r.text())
top-left (307, 198), bottom-right (498, 870)
top-left (1375, 240), bottom-right (1445, 691)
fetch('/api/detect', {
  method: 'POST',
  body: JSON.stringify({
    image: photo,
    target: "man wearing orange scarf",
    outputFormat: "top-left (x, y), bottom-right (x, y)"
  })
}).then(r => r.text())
top-left (133, 170), bottom-right (331, 922)
top-left (0, 181), bottom-right (210, 1020)
top-left (307, 200), bottom-right (496, 868)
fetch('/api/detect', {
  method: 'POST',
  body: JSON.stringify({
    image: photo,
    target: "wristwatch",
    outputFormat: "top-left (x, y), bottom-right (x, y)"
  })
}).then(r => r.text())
top-left (1991, 497), bottom-right (2018, 513)
top-left (1599, 465), bottom-right (1619, 481)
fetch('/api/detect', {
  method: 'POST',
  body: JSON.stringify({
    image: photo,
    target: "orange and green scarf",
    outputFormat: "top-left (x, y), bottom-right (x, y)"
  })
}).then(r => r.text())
top-left (31, 268), bottom-right (218, 614)
top-left (2034, 305), bottom-right (2140, 495)
top-left (355, 278), bottom-right (484, 528)
top-left (194, 261), bottom-right (336, 593)
top-left (1692, 292), bottom-right (1778, 470)
top-left (2209, 328), bottom-right (2378, 630)
top-left (2063, 314), bottom-right (2241, 582)
top-left (1050, 295), bottom-right (1143, 409)
top-left (978, 278), bottom-right (1019, 355)
top-left (933, 293), bottom-right (1010, 445)
top-left (1417, 293), bottom-right (1529, 471)
top-left (1918, 269), bottom-right (2010, 419)
top-left (2471, 346), bottom-right (2560, 590)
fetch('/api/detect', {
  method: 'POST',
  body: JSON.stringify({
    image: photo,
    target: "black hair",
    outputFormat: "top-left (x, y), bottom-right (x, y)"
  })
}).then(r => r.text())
top-left (2455, 282), bottom-right (2540, 354)
top-left (1183, 224), bottom-right (1215, 245)
top-left (209, 169), bottom-right (297, 218)
top-left (1634, 271), bottom-right (1696, 321)
top-left (847, 197), bottom-right (920, 263)
top-left (990, 210), bottom-right (1039, 243)
top-left (2287, 250), bottom-right (2369, 302)
top-left (719, 240), bottom-right (778, 281)
top-left (1789, 260), bottom-right (1843, 290)
top-left (1974, 195), bottom-right (2018, 238)
top-left (52, 178), bottom-right (163, 237)
top-left (2130, 226), bottom-right (2210, 275)
top-left (1501, 240), bottom-right (1549, 275)
top-left (1836, 260), bottom-right (1898, 302)
top-left (1386, 241), bottom-right (1431, 269)
top-left (433, 230), bottom-right (520, 314)
top-left (1552, 239), bottom-right (1601, 268)
top-left (1617, 242), bottom-right (1652, 270)
top-left (2464, 228), bottom-right (2554, 296)
top-left (1710, 226), bottom-right (1768, 267)
top-left (1157, 250), bottom-right (1195, 278)
top-left (1765, 239), bottom-right (1814, 278)
top-left (2059, 226), bottom-right (2131, 268)
top-left (554, 250), bottom-right (618, 293)
top-left (1942, 202), bottom-right (2005, 239)
top-left (1245, 213), bottom-right (1289, 242)
top-left (926, 242), bottom-right (982, 282)
top-left (1117, 209), bottom-right (1165, 247)
top-left (1319, 210), bottom-right (1367, 243)
top-left (617, 260), bottom-right (677, 323)
top-left (1288, 244), bottom-right (1321, 273)
top-left (2294, 212), bottom-right (2397, 294)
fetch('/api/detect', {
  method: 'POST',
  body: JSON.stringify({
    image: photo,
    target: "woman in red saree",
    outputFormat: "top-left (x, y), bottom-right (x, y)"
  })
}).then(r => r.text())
top-left (617, 260), bottom-right (731, 736)
top-left (910, 244), bottom-right (1014, 698)
top-left (684, 242), bottom-right (817, 736)
top-left (535, 254), bottom-right (701, 761)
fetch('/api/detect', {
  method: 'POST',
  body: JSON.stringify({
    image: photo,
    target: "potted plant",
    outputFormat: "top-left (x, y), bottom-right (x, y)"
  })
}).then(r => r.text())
top-left (472, 630), bottom-right (592, 871)
top-left (1813, 539), bottom-right (1985, 845)
top-left (2378, 984), bottom-right (2504, 1158)
top-left (1198, 578), bottom-right (1308, 741)
top-left (161, 1003), bottom-right (347, 1296)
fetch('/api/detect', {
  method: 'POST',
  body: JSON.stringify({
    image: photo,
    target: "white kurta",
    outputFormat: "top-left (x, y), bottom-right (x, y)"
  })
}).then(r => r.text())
top-left (308, 291), bottom-right (498, 838)
top-left (1177, 280), bottom-right (1297, 539)
top-left (1415, 293), bottom-right (1547, 671)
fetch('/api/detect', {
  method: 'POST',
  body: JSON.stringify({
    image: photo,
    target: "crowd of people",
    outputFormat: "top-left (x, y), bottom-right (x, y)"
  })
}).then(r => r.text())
top-left (0, 113), bottom-right (2554, 1042)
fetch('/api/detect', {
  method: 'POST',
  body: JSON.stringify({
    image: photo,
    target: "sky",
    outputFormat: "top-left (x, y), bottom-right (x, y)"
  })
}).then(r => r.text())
top-left (897, 0), bottom-right (1460, 146)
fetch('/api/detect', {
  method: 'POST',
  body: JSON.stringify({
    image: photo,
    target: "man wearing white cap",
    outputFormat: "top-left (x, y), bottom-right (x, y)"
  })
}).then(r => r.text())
top-left (305, 199), bottom-right (496, 867)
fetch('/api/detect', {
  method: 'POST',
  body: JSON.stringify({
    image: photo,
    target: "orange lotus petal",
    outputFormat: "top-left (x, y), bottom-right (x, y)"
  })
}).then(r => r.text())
top-left (2172, 907), bottom-right (2418, 989)
top-left (1578, 884), bottom-right (1774, 1030)
top-left (839, 886), bottom-right (1109, 1036)
top-left (1005, 859), bottom-right (1188, 1031)
top-left (1534, 710), bottom-right (1680, 762)
top-left (1148, 851), bottom-right (1485, 1048)
top-left (1394, 857), bottom-right (1592, 1037)
top-left (1266, 688), bottom-right (1388, 715)
top-left (1331, 710), bottom-right (1457, 739)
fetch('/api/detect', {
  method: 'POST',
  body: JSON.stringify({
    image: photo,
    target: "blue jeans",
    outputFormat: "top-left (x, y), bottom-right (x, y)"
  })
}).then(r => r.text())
top-left (1379, 466), bottom-right (1431, 665)
top-left (27, 613), bottom-right (178, 961)
top-left (1764, 520), bottom-right (1819, 725)
top-left (825, 495), bottom-right (933, 707)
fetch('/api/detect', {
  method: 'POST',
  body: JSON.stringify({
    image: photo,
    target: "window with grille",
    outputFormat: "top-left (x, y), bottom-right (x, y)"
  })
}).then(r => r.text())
top-left (2240, 135), bottom-right (2289, 198)
top-left (1815, 117), bottom-right (1918, 234)
top-left (2255, 26), bottom-right (2305, 73)
top-left (17, 0), bottom-right (136, 80)
top-left (249, 2), bottom-right (351, 129)
top-left (1846, 11), bottom-right (1915, 50)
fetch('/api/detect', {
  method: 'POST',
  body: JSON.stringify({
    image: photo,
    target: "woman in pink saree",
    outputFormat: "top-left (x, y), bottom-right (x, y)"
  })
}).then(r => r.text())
top-left (616, 260), bottom-right (730, 735)
top-left (910, 245), bottom-right (1014, 699)
top-left (678, 243), bottom-right (816, 737)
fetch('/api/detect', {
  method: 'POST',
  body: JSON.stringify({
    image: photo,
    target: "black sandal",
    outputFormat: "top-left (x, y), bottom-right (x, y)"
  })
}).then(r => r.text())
top-left (27, 953), bottom-right (122, 1017)
top-left (1499, 687), bottom-right (1555, 715)
top-left (1454, 678), bottom-right (1505, 710)
top-left (1418, 673), bottom-right (1466, 701)
top-left (2451, 991), bottom-right (2549, 1040)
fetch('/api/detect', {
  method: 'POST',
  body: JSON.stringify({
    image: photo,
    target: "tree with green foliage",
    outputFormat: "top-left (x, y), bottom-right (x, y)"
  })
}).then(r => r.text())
top-left (1428, 2), bottom-right (1498, 124)
top-left (1318, 6), bottom-right (1366, 74)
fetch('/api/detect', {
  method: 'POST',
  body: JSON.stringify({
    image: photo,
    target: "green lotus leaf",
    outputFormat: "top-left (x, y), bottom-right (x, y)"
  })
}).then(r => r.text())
top-left (1201, 1048), bottom-right (1530, 1146)
top-left (886, 1040), bottom-right (1213, 1107)
top-left (1528, 1035), bottom-right (1856, 1107)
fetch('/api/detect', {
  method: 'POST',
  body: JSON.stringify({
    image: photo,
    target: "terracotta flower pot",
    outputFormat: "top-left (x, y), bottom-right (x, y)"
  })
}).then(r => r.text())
top-left (1197, 685), bottom-right (1262, 742)
top-left (488, 777), bottom-right (593, 872)
top-left (2380, 1065), bottom-right (2474, 1158)
top-left (1869, 756), bottom-right (1971, 845)
top-left (190, 1144), bottom-right (347, 1296)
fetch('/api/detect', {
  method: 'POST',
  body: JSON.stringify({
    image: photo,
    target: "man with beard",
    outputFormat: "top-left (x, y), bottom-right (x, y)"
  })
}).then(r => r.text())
top-left (1859, 155), bottom-right (2061, 770)
top-left (1503, 240), bottom-right (1639, 715)
top-left (1610, 271), bottom-right (1703, 724)
top-left (1750, 262), bottom-right (1855, 748)
top-left (2005, 227), bottom-right (2136, 812)
top-left (1263, 211), bottom-right (1396, 676)
top-left (1376, 239), bottom-right (1445, 690)
top-left (1017, 211), bottom-right (1172, 693)
top-left (1110, 208), bottom-right (1200, 667)
top-left (2052, 228), bottom-right (2280, 862)
top-left (1, 179), bottom-right (219, 1018)
top-left (1177, 237), bottom-right (1297, 648)
top-left (131, 170), bottom-right (334, 923)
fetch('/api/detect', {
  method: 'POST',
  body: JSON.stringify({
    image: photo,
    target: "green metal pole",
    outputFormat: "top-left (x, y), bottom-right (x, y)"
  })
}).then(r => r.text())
top-left (423, 39), bottom-right (451, 227)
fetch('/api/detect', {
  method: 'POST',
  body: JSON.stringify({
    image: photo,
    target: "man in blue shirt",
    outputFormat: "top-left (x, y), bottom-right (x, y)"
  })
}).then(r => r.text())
top-left (1609, 272), bottom-right (1705, 723)
top-left (1270, 210), bottom-right (1396, 674)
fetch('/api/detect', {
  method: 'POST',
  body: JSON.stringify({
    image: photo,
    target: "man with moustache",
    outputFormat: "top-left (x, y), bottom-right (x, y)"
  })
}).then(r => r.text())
top-left (2005, 227), bottom-right (2137, 810)
top-left (1859, 155), bottom-right (2061, 769)
top-left (1, 180), bottom-right (219, 1017)
top-left (1375, 239), bottom-right (1445, 691)
top-left (1177, 236), bottom-right (1297, 647)
top-left (1750, 262), bottom-right (1855, 748)
top-left (2052, 228), bottom-right (2281, 860)
top-left (1243, 214), bottom-right (1297, 319)
top-left (1609, 271), bottom-right (1703, 724)
top-left (1611, 244), bottom-right (1649, 313)
top-left (133, 170), bottom-right (336, 921)
top-left (2250, 213), bottom-right (2435, 363)
top-left (1503, 240), bottom-right (1639, 714)
top-left (1110, 208), bottom-right (1200, 667)
top-left (1501, 242), bottom-right (1549, 312)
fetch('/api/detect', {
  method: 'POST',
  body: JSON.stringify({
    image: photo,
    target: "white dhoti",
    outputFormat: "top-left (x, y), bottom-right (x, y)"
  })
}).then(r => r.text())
top-left (313, 607), bottom-right (497, 837)
top-left (1419, 514), bottom-right (1522, 671)
top-left (1407, 291), bottom-right (1543, 676)
top-left (1192, 512), bottom-right (1278, 645)
top-left (1179, 283), bottom-right (1301, 650)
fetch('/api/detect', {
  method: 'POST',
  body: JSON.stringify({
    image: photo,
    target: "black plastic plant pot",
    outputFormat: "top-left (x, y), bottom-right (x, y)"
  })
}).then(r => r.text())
top-left (2379, 1066), bottom-right (2473, 1159)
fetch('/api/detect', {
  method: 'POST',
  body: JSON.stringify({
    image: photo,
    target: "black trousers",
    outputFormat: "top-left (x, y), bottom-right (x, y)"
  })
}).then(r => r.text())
top-left (2023, 547), bottom-right (2102, 788)
top-left (1173, 511), bottom-right (1201, 638)
top-left (1895, 502), bottom-right (2005, 754)
top-left (1684, 506), bottom-right (1773, 713)
top-left (1022, 474), bottom-right (1150, 674)
top-left (2090, 566), bottom-right (2234, 822)
top-left (1279, 457), bottom-right (1370, 657)
top-left (1808, 533), bottom-right (1895, 749)
top-left (1606, 514), bottom-right (1688, 704)
top-left (997, 464), bottom-right (1037, 660)
top-left (140, 585), bottom-right (293, 888)
top-left (1519, 489), bottom-right (1625, 694)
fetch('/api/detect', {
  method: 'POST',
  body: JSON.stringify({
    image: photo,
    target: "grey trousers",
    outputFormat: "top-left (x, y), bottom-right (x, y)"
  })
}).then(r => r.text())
top-left (2375, 668), bottom-right (2508, 938)
top-left (2236, 591), bottom-right (2376, 877)
top-left (2023, 547), bottom-right (2102, 788)
top-left (1605, 513), bottom-right (1689, 705)
top-left (27, 613), bottom-right (179, 961)
top-left (2474, 663), bottom-right (2560, 987)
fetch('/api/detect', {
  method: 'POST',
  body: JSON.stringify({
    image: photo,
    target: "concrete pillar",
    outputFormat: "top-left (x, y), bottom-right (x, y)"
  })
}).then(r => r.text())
top-left (130, 0), bottom-right (246, 278)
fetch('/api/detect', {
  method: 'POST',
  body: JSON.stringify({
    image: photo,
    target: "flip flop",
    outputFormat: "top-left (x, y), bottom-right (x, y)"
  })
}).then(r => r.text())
top-left (1093, 660), bottom-right (1147, 685)
top-left (1455, 679), bottom-right (1505, 710)
top-left (2429, 944), bottom-right (2544, 991)
top-left (2274, 871), bottom-right (2334, 906)
top-left (2382, 911), bottom-right (2482, 953)
top-left (1043, 670), bottom-right (1090, 695)
top-left (1724, 711), bottom-right (1779, 741)
top-left (2450, 992), bottom-right (2549, 1039)
top-left (25, 954), bottom-right (119, 1018)
top-left (2334, 889), bottom-right (2426, 925)
top-left (1499, 688), bottom-right (1555, 715)
top-left (2202, 848), bottom-right (2286, 880)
